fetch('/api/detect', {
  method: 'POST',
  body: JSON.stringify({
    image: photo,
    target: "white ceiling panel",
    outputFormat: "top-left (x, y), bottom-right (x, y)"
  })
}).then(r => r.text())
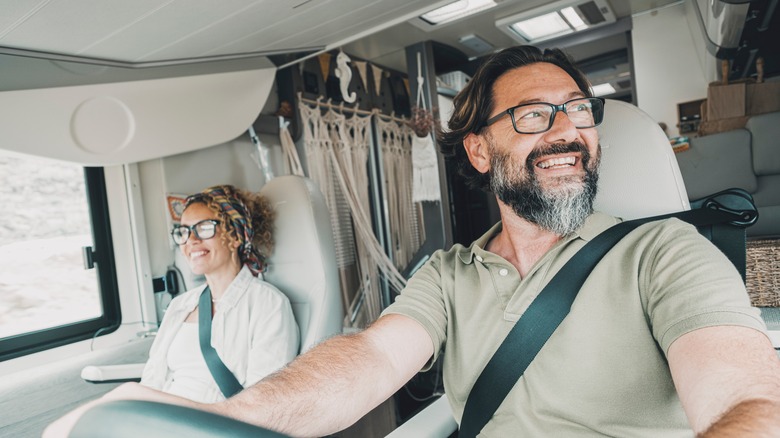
top-left (0, 0), bottom-right (169, 55)
top-left (131, 2), bottom-right (312, 62)
top-left (81, 1), bottom-right (257, 61)
top-left (0, 0), bottom-right (451, 66)
top-left (0, 0), bottom-right (49, 34)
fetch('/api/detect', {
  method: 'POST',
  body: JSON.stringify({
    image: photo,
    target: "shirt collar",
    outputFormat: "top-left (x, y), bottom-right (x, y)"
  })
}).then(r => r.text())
top-left (218, 265), bottom-right (254, 308)
top-left (457, 211), bottom-right (618, 264)
top-left (180, 264), bottom-right (255, 309)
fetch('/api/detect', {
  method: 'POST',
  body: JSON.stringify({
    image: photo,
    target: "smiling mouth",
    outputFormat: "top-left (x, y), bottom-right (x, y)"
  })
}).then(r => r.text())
top-left (536, 156), bottom-right (577, 169)
top-left (190, 250), bottom-right (209, 260)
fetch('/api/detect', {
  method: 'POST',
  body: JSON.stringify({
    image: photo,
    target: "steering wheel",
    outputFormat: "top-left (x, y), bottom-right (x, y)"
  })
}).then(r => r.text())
top-left (70, 400), bottom-right (289, 438)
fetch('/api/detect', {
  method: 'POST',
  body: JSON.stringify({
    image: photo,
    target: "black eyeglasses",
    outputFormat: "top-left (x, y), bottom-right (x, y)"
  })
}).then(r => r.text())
top-left (171, 219), bottom-right (220, 245)
top-left (484, 97), bottom-right (605, 134)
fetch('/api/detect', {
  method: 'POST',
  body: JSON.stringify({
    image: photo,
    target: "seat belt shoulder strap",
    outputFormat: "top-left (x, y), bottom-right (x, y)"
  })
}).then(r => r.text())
top-left (458, 219), bottom-right (644, 437)
top-left (198, 286), bottom-right (243, 398)
top-left (459, 208), bottom-right (746, 437)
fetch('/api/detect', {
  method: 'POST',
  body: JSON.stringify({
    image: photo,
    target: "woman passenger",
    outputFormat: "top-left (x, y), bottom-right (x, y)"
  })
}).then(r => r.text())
top-left (139, 184), bottom-right (299, 403)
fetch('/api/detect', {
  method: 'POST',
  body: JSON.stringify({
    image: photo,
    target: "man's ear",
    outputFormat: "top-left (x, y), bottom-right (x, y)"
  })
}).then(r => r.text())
top-left (463, 132), bottom-right (491, 174)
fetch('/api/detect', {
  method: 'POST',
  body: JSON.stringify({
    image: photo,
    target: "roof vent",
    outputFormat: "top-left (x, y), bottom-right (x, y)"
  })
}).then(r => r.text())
top-left (496, 0), bottom-right (616, 44)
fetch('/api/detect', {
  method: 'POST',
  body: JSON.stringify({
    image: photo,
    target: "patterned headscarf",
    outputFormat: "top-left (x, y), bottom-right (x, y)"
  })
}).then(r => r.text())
top-left (184, 185), bottom-right (265, 274)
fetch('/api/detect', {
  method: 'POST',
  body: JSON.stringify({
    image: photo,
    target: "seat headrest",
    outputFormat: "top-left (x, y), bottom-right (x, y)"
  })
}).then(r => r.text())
top-left (594, 99), bottom-right (690, 219)
top-left (260, 175), bottom-right (343, 352)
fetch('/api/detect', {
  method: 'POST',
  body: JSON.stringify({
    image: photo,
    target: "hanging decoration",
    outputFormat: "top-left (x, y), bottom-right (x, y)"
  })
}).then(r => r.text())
top-left (354, 60), bottom-right (368, 92)
top-left (279, 116), bottom-right (305, 177)
top-left (409, 52), bottom-right (441, 202)
top-left (371, 63), bottom-right (384, 96)
top-left (297, 95), bottom-right (421, 328)
top-left (375, 116), bottom-right (423, 268)
top-left (409, 52), bottom-right (437, 137)
top-left (248, 125), bottom-right (274, 183)
top-left (318, 53), bottom-right (332, 83)
top-left (334, 50), bottom-right (357, 103)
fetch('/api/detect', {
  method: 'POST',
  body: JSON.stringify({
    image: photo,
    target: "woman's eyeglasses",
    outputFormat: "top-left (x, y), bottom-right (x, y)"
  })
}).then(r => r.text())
top-left (170, 219), bottom-right (220, 245)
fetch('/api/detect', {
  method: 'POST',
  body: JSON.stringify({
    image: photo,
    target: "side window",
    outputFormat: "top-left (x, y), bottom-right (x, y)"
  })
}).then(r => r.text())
top-left (0, 151), bottom-right (120, 360)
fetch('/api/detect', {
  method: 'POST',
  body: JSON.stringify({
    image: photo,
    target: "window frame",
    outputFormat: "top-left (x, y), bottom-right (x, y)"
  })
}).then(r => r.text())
top-left (0, 167), bottom-right (121, 361)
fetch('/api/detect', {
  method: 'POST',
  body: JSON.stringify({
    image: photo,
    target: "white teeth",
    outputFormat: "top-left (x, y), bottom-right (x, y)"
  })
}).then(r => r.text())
top-left (191, 250), bottom-right (208, 259)
top-left (537, 156), bottom-right (576, 169)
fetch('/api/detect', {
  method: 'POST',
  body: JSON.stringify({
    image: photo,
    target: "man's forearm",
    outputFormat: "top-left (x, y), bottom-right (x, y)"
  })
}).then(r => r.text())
top-left (699, 398), bottom-right (780, 438)
top-left (208, 316), bottom-right (430, 436)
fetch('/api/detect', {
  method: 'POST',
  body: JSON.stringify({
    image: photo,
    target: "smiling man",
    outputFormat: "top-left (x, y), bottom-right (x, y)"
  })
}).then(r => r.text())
top-left (45, 46), bottom-right (780, 438)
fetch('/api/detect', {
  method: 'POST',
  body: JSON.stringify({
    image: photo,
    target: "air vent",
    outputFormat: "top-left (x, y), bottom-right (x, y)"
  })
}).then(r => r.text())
top-left (577, 1), bottom-right (605, 25)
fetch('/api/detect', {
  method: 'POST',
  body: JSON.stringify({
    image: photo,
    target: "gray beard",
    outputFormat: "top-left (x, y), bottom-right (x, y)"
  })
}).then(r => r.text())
top-left (489, 141), bottom-right (600, 237)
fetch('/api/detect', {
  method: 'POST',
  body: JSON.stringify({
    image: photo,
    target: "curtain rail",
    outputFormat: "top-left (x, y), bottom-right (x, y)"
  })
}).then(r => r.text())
top-left (297, 93), bottom-right (409, 124)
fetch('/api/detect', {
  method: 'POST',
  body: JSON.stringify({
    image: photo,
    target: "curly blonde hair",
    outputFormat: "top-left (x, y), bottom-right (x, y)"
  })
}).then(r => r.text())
top-left (184, 185), bottom-right (276, 273)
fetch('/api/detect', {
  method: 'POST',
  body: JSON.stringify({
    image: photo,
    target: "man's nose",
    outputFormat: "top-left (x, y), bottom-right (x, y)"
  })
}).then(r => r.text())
top-left (542, 110), bottom-right (579, 144)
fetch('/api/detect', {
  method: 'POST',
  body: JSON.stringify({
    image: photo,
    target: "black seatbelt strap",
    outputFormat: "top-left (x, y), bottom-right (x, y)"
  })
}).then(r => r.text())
top-left (198, 286), bottom-right (243, 398)
top-left (459, 207), bottom-right (747, 438)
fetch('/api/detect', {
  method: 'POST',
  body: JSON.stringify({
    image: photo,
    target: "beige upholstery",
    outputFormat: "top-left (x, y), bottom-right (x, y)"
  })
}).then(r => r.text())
top-left (594, 99), bottom-right (690, 219)
top-left (260, 175), bottom-right (343, 352)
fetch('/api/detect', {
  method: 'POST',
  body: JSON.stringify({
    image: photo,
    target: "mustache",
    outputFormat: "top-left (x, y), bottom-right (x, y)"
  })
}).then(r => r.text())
top-left (525, 141), bottom-right (590, 168)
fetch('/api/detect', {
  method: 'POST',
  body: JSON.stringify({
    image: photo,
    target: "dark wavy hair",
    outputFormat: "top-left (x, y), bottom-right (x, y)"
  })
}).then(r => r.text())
top-left (437, 46), bottom-right (593, 190)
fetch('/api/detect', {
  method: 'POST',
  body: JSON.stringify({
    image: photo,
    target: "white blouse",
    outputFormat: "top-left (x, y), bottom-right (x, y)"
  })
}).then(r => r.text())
top-left (140, 266), bottom-right (299, 403)
top-left (165, 322), bottom-right (214, 401)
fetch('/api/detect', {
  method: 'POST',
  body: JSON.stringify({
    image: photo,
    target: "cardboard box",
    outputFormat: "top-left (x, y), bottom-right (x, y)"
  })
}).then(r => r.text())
top-left (707, 82), bottom-right (746, 120)
top-left (698, 115), bottom-right (749, 136)
top-left (747, 82), bottom-right (780, 115)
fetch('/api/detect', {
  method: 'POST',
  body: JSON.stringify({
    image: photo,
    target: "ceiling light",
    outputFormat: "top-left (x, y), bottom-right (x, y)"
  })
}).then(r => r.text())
top-left (421, 0), bottom-right (498, 25)
top-left (592, 83), bottom-right (616, 96)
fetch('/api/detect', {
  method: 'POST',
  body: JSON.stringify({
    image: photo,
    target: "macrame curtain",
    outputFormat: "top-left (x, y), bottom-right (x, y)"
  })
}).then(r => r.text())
top-left (279, 118), bottom-right (305, 177)
top-left (298, 100), bottom-right (422, 328)
top-left (374, 116), bottom-right (423, 269)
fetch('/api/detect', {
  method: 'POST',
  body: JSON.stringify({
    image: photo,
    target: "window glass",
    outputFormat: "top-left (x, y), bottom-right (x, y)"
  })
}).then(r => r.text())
top-left (0, 151), bottom-right (102, 339)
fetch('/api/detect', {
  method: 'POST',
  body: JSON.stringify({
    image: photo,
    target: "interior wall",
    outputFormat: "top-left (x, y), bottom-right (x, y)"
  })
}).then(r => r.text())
top-left (631, 2), bottom-right (710, 137)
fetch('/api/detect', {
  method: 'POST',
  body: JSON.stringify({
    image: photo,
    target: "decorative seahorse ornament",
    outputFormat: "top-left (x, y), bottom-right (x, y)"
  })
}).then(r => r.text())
top-left (335, 50), bottom-right (357, 103)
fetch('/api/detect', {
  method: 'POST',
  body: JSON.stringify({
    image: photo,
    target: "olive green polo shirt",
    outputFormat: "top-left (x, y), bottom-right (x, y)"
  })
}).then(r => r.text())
top-left (384, 212), bottom-right (765, 437)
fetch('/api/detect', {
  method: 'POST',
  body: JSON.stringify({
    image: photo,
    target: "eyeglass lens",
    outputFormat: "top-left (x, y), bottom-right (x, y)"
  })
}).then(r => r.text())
top-left (171, 220), bottom-right (218, 245)
top-left (512, 98), bottom-right (603, 134)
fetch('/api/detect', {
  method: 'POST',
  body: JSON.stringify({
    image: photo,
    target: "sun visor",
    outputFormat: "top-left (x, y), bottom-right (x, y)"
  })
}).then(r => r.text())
top-left (0, 66), bottom-right (275, 166)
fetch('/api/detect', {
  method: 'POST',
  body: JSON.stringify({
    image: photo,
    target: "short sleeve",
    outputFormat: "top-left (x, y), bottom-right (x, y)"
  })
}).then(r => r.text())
top-left (382, 251), bottom-right (449, 370)
top-left (640, 219), bottom-right (765, 353)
